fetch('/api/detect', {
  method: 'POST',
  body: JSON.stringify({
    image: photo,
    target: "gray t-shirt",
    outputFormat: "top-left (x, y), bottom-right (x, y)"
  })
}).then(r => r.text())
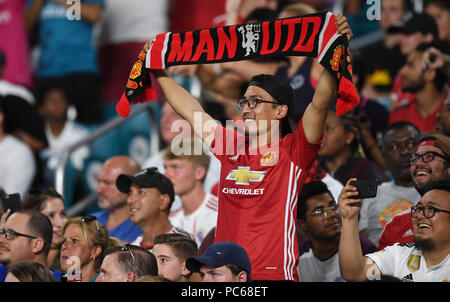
top-left (359, 181), bottom-right (421, 247)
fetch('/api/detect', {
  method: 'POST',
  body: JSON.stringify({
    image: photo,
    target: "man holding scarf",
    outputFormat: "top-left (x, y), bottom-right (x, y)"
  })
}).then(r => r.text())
top-left (137, 14), bottom-right (352, 281)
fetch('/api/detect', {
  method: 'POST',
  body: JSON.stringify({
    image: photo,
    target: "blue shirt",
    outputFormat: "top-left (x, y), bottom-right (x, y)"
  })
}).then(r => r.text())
top-left (27, 0), bottom-right (104, 77)
top-left (92, 210), bottom-right (142, 243)
top-left (0, 264), bottom-right (62, 282)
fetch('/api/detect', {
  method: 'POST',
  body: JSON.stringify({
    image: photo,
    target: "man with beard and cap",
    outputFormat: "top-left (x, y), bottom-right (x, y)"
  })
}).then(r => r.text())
top-left (338, 180), bottom-right (450, 282)
top-left (389, 43), bottom-right (448, 132)
top-left (378, 134), bottom-right (450, 250)
top-left (144, 15), bottom-right (353, 281)
top-left (359, 122), bottom-right (422, 247)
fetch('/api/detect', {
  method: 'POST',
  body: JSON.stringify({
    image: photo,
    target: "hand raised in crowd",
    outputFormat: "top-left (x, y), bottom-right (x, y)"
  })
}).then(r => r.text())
top-left (335, 13), bottom-right (353, 41)
top-left (338, 178), bottom-right (362, 220)
top-left (422, 46), bottom-right (450, 70)
top-left (0, 209), bottom-right (11, 230)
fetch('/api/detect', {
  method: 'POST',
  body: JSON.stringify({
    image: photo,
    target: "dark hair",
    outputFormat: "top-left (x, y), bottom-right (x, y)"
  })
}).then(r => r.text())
top-left (244, 8), bottom-right (278, 23)
top-left (381, 121), bottom-right (420, 151)
top-left (225, 263), bottom-right (252, 282)
top-left (335, 110), bottom-right (366, 158)
top-left (14, 210), bottom-right (53, 256)
top-left (104, 245), bottom-right (158, 278)
top-left (422, 180), bottom-right (450, 195)
top-left (34, 79), bottom-right (68, 107)
top-left (423, 0), bottom-right (450, 10)
top-left (297, 181), bottom-right (333, 220)
top-left (22, 188), bottom-right (64, 212)
top-left (8, 262), bottom-right (57, 282)
top-left (153, 233), bottom-right (198, 262)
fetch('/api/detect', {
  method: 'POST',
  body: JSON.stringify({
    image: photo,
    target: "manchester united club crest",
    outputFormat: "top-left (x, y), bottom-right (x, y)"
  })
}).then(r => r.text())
top-left (238, 24), bottom-right (261, 56)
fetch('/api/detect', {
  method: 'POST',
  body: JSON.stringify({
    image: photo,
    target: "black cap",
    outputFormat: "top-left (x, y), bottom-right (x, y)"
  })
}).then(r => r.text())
top-left (116, 167), bottom-right (175, 202)
top-left (387, 12), bottom-right (439, 39)
top-left (186, 241), bottom-right (251, 274)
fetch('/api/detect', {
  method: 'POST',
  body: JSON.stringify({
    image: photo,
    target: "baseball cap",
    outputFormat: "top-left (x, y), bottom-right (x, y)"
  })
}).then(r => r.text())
top-left (418, 134), bottom-right (450, 157)
top-left (388, 12), bottom-right (439, 39)
top-left (186, 241), bottom-right (251, 274)
top-left (116, 167), bottom-right (175, 202)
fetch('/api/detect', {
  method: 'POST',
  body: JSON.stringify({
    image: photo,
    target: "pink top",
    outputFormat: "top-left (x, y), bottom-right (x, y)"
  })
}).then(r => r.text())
top-left (0, 0), bottom-right (33, 88)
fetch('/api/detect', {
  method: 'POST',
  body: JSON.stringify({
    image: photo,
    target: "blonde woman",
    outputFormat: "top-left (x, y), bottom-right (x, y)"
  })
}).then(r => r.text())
top-left (60, 215), bottom-right (121, 282)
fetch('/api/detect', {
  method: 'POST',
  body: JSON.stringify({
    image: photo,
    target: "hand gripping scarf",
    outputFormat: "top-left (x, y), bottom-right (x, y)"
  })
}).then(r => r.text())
top-left (116, 11), bottom-right (359, 118)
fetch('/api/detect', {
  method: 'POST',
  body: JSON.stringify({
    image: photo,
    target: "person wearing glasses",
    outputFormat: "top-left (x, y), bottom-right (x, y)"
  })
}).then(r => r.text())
top-left (60, 215), bottom-right (121, 282)
top-left (377, 133), bottom-right (450, 250)
top-left (338, 179), bottom-right (450, 282)
top-left (145, 16), bottom-right (352, 281)
top-left (296, 181), bottom-right (376, 282)
top-left (96, 243), bottom-right (158, 282)
top-left (358, 122), bottom-right (421, 248)
top-left (0, 209), bottom-right (58, 281)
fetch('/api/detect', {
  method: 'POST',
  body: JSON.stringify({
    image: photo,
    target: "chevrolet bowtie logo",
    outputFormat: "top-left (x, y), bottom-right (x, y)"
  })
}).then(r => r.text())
top-left (225, 166), bottom-right (265, 185)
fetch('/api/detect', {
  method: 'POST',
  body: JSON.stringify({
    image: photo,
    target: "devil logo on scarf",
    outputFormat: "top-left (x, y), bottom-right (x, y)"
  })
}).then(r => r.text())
top-left (238, 24), bottom-right (261, 56)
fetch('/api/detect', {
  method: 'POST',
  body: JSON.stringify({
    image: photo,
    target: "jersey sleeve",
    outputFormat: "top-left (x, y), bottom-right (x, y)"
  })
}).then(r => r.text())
top-left (365, 244), bottom-right (400, 276)
top-left (282, 119), bottom-right (321, 169)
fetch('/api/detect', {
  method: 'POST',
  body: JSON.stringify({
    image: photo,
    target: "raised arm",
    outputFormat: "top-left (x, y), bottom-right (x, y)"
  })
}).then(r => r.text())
top-left (301, 14), bottom-right (353, 144)
top-left (338, 178), bottom-right (381, 281)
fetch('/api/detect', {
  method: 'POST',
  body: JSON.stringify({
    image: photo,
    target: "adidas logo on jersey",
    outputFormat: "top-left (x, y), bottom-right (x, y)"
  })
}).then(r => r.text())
top-left (401, 273), bottom-right (414, 282)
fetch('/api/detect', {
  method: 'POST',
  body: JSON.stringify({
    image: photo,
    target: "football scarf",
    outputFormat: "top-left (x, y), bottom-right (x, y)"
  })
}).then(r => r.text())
top-left (116, 11), bottom-right (359, 118)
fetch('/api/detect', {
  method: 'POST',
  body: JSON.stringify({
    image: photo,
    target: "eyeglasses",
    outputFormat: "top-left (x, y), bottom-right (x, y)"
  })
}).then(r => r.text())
top-left (80, 215), bottom-right (102, 237)
top-left (121, 243), bottom-right (138, 267)
top-left (310, 204), bottom-right (340, 218)
top-left (237, 97), bottom-right (279, 110)
top-left (411, 205), bottom-right (450, 219)
top-left (0, 228), bottom-right (37, 240)
top-left (409, 151), bottom-right (449, 166)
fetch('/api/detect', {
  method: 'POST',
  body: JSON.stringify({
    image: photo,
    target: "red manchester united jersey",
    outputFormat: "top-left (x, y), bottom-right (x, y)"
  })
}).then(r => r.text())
top-left (210, 120), bottom-right (321, 281)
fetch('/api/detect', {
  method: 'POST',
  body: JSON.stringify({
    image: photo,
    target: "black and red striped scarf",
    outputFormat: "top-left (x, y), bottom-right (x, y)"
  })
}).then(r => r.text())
top-left (116, 11), bottom-right (359, 118)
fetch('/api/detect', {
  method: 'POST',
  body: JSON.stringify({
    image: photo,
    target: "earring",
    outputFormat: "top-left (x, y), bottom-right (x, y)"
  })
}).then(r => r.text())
top-left (91, 257), bottom-right (97, 261)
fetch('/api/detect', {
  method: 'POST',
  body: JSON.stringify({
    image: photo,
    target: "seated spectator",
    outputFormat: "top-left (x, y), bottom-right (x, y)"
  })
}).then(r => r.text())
top-left (186, 241), bottom-right (251, 282)
top-left (435, 97), bottom-right (450, 136)
top-left (0, 209), bottom-right (58, 281)
top-left (92, 155), bottom-right (142, 243)
top-left (142, 102), bottom-right (221, 212)
top-left (163, 139), bottom-right (218, 246)
top-left (389, 13), bottom-right (440, 112)
top-left (0, 49), bottom-right (47, 153)
top-left (60, 215), bottom-right (121, 282)
top-left (317, 110), bottom-right (388, 185)
top-left (152, 233), bottom-right (198, 282)
top-left (377, 133), bottom-right (450, 250)
top-left (389, 43), bottom-right (448, 132)
top-left (5, 262), bottom-right (56, 282)
top-left (296, 181), bottom-right (376, 282)
top-left (0, 102), bottom-right (36, 199)
top-left (338, 179), bottom-right (450, 282)
top-left (22, 188), bottom-right (67, 270)
top-left (424, 0), bottom-right (450, 43)
top-left (36, 81), bottom-right (90, 176)
top-left (359, 122), bottom-right (421, 247)
top-left (25, 0), bottom-right (104, 124)
top-left (96, 243), bottom-right (158, 282)
top-left (116, 168), bottom-right (192, 250)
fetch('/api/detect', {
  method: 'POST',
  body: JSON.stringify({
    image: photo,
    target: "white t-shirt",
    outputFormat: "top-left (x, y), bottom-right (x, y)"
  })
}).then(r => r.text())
top-left (359, 181), bottom-right (421, 247)
top-left (42, 120), bottom-right (90, 171)
top-left (0, 135), bottom-right (36, 198)
top-left (298, 251), bottom-right (346, 282)
top-left (169, 193), bottom-right (218, 247)
top-left (367, 243), bottom-right (450, 282)
top-left (142, 148), bottom-right (221, 212)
